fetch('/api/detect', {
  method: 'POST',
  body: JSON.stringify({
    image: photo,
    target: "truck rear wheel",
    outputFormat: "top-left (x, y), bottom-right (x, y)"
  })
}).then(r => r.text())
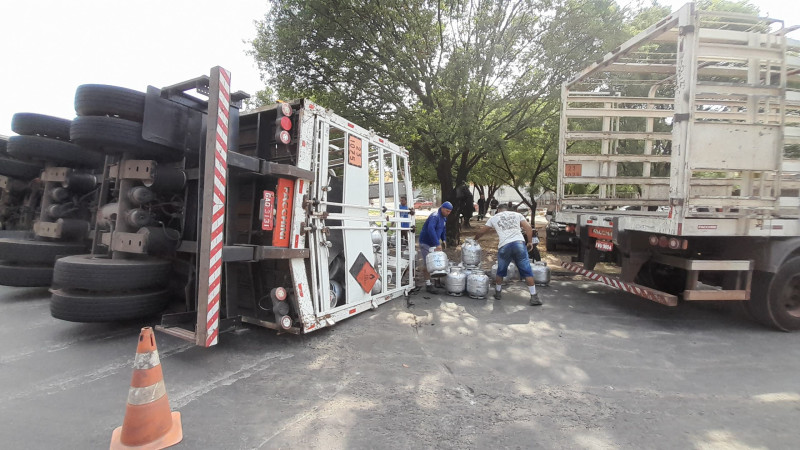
top-left (50, 288), bottom-right (169, 322)
top-left (69, 116), bottom-right (183, 162)
top-left (6, 135), bottom-right (104, 167)
top-left (0, 238), bottom-right (87, 264)
top-left (11, 113), bottom-right (72, 141)
top-left (0, 156), bottom-right (43, 180)
top-left (74, 84), bottom-right (146, 122)
top-left (53, 254), bottom-right (172, 291)
top-left (0, 263), bottom-right (53, 287)
top-left (749, 258), bottom-right (800, 331)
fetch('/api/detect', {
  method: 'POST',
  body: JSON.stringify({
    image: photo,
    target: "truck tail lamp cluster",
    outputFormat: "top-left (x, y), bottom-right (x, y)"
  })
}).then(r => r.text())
top-left (649, 235), bottom-right (688, 250)
top-left (275, 102), bottom-right (294, 145)
top-left (566, 225), bottom-right (575, 233)
top-left (270, 287), bottom-right (293, 330)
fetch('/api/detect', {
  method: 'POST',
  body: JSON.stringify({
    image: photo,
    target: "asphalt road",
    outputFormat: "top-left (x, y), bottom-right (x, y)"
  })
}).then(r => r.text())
top-left (1, 271), bottom-right (798, 449)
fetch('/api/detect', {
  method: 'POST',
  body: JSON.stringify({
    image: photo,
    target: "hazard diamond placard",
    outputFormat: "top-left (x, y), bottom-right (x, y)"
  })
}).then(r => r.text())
top-left (349, 252), bottom-right (378, 293)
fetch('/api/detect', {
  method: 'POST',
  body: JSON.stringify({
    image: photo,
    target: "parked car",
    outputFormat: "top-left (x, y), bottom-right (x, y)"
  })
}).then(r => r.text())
top-left (413, 198), bottom-right (433, 210)
top-left (545, 218), bottom-right (578, 251)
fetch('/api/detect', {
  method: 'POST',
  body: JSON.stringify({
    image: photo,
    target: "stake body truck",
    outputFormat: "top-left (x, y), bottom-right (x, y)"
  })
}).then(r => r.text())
top-left (554, 3), bottom-right (800, 330)
top-left (33, 67), bottom-right (414, 347)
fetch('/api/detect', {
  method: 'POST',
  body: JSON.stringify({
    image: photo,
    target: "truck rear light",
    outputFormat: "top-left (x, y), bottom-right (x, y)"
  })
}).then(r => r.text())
top-left (658, 236), bottom-right (668, 247)
top-left (649, 235), bottom-right (659, 246)
top-left (668, 237), bottom-right (681, 249)
top-left (280, 116), bottom-right (292, 131)
top-left (279, 130), bottom-right (291, 144)
top-left (682, 239), bottom-right (689, 250)
top-left (273, 287), bottom-right (287, 301)
top-left (566, 225), bottom-right (575, 233)
top-left (280, 102), bottom-right (292, 116)
top-left (279, 315), bottom-right (293, 329)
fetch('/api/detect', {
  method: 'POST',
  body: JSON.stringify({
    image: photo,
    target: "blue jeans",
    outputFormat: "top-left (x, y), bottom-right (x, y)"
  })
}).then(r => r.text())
top-left (496, 241), bottom-right (534, 278)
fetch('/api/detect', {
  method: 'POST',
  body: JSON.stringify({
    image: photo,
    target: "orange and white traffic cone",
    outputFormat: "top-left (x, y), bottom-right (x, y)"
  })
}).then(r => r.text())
top-left (110, 327), bottom-right (183, 450)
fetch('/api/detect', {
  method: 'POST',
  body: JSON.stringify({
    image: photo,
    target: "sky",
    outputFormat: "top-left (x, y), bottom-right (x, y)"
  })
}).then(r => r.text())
top-left (0, 0), bottom-right (268, 137)
top-left (1, 0), bottom-right (799, 138)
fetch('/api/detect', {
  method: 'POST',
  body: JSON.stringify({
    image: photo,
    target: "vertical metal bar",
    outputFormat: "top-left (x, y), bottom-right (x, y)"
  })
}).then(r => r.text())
top-left (403, 153), bottom-right (415, 288)
top-left (672, 4), bottom-right (698, 234)
top-left (196, 66), bottom-right (231, 347)
top-left (557, 84), bottom-right (568, 212)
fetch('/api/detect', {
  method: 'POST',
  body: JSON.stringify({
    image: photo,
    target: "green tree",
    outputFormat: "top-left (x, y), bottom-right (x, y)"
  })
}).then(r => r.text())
top-left (251, 0), bottom-right (629, 243)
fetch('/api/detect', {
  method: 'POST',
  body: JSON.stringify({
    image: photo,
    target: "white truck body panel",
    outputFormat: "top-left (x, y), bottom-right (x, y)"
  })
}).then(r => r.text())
top-left (555, 3), bottom-right (800, 239)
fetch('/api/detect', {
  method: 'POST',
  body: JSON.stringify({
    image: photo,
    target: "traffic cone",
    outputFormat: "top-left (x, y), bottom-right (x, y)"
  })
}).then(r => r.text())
top-left (110, 327), bottom-right (183, 450)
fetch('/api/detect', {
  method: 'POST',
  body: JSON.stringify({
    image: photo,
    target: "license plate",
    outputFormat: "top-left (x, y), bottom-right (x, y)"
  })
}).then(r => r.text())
top-left (595, 240), bottom-right (614, 252)
top-left (262, 190), bottom-right (274, 231)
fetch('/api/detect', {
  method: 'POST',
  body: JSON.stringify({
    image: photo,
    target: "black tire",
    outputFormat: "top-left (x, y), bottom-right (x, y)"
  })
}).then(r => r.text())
top-left (50, 288), bottom-right (170, 322)
top-left (6, 135), bottom-right (104, 167)
top-left (749, 258), bottom-right (800, 331)
top-left (0, 263), bottom-right (53, 287)
top-left (0, 238), bottom-right (88, 264)
top-left (0, 155), bottom-right (43, 180)
top-left (74, 84), bottom-right (146, 122)
top-left (545, 236), bottom-right (556, 252)
top-left (53, 254), bottom-right (172, 291)
top-left (11, 113), bottom-right (72, 140)
top-left (70, 116), bottom-right (183, 162)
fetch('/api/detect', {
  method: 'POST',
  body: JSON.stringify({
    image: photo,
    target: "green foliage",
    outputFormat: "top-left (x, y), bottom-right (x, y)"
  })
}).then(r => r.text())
top-left (242, 87), bottom-right (276, 112)
top-left (250, 0), bottom-right (646, 243)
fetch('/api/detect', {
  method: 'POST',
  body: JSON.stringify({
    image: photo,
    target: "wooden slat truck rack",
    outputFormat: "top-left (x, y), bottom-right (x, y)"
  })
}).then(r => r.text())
top-left (554, 3), bottom-right (800, 330)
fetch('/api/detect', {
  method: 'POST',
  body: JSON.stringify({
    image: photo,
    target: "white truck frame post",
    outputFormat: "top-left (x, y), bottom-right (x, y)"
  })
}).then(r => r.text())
top-left (554, 2), bottom-right (800, 330)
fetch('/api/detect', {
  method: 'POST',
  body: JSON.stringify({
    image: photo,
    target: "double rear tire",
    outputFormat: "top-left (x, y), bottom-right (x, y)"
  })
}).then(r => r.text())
top-left (50, 255), bottom-right (173, 322)
top-left (0, 238), bottom-right (89, 287)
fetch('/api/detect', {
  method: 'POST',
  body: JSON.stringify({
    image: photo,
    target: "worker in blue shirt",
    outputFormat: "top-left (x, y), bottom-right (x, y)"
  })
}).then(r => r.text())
top-left (419, 201), bottom-right (453, 293)
top-left (398, 196), bottom-right (413, 246)
top-left (399, 196), bottom-right (412, 229)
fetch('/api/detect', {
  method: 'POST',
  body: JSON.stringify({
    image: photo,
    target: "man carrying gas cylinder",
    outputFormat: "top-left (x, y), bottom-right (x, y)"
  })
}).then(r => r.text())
top-left (419, 201), bottom-right (453, 294)
top-left (474, 204), bottom-right (542, 306)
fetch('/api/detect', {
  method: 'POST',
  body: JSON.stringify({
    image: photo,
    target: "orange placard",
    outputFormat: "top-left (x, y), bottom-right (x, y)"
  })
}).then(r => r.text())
top-left (588, 226), bottom-right (613, 240)
top-left (565, 164), bottom-right (582, 177)
top-left (272, 178), bottom-right (295, 247)
top-left (349, 252), bottom-right (378, 293)
top-left (348, 135), bottom-right (362, 168)
top-left (355, 262), bottom-right (379, 293)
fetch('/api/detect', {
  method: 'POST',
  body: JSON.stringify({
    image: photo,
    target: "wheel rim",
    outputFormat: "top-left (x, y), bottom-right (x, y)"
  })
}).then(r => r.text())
top-left (779, 273), bottom-right (800, 319)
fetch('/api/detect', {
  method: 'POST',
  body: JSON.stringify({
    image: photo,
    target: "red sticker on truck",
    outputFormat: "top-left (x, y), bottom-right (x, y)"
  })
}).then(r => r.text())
top-left (588, 226), bottom-right (613, 240)
top-left (272, 178), bottom-right (295, 247)
top-left (262, 190), bottom-right (274, 231)
top-left (564, 164), bottom-right (582, 177)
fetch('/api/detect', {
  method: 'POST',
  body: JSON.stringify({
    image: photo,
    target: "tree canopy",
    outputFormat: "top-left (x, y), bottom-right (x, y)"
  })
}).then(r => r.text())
top-left (251, 0), bottom-right (631, 242)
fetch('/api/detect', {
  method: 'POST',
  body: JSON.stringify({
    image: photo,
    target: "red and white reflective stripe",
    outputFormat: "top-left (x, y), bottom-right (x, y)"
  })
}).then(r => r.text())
top-left (560, 262), bottom-right (677, 306)
top-left (206, 68), bottom-right (231, 347)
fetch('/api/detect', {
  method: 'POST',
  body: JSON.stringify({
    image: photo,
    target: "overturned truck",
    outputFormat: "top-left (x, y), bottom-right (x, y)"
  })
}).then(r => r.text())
top-left (554, 3), bottom-right (800, 330)
top-left (42, 67), bottom-right (414, 346)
